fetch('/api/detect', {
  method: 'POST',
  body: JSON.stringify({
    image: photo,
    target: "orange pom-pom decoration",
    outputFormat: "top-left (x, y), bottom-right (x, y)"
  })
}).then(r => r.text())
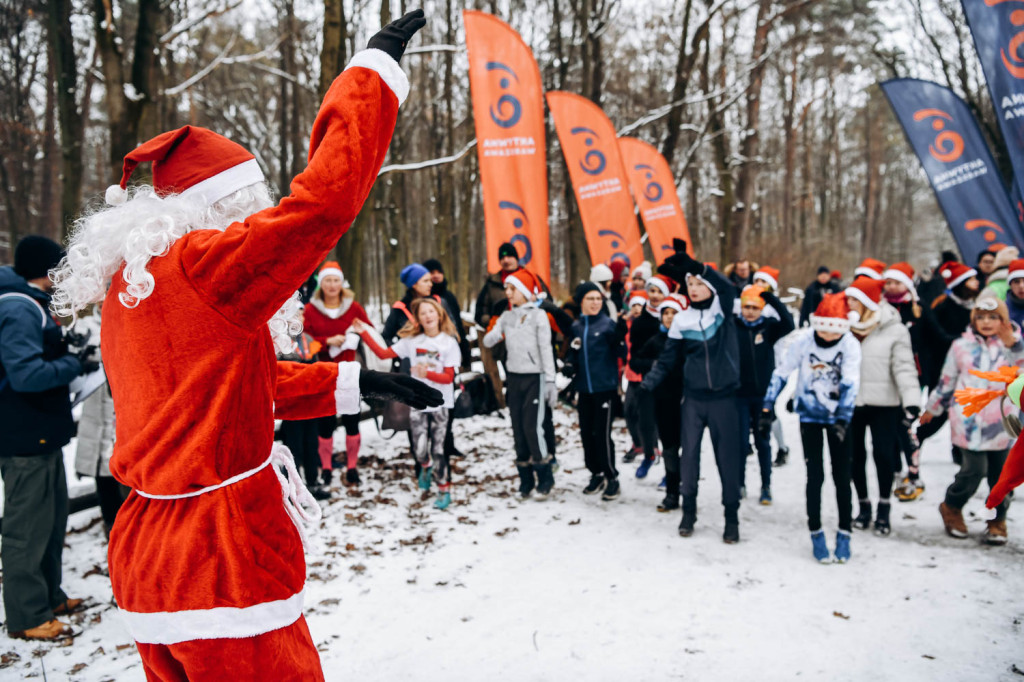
top-left (954, 387), bottom-right (1006, 417)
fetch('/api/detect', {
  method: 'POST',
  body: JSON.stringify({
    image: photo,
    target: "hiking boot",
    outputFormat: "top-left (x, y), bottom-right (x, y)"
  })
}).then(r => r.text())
top-left (321, 468), bottom-right (333, 487)
top-left (52, 598), bottom-right (85, 617)
top-left (723, 522), bottom-right (740, 544)
top-left (9, 619), bottom-right (72, 641)
top-left (853, 500), bottom-right (872, 530)
top-left (582, 474), bottom-right (606, 495)
top-left (636, 456), bottom-right (655, 479)
top-left (834, 530), bottom-right (852, 563)
top-left (895, 477), bottom-right (925, 502)
top-left (533, 462), bottom-right (554, 501)
top-left (810, 529), bottom-right (830, 563)
top-left (939, 502), bottom-right (968, 538)
top-left (678, 510), bottom-right (696, 537)
top-left (874, 501), bottom-right (892, 537)
top-left (759, 487), bottom-right (772, 506)
top-left (344, 468), bottom-right (360, 486)
top-left (658, 471), bottom-right (680, 512)
top-left (517, 462), bottom-right (536, 499)
top-left (602, 478), bottom-right (621, 501)
top-left (773, 447), bottom-right (789, 467)
top-left (623, 445), bottom-right (642, 463)
top-left (983, 519), bottom-right (1008, 545)
top-left (657, 494), bottom-right (680, 512)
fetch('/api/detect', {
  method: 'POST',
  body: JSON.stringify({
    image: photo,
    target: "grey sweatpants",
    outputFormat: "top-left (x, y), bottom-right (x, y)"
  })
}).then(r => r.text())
top-left (0, 450), bottom-right (69, 631)
top-left (945, 448), bottom-right (1011, 521)
top-left (410, 408), bottom-right (451, 488)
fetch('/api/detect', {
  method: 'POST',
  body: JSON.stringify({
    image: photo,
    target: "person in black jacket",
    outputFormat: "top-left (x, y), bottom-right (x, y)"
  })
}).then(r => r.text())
top-left (564, 282), bottom-right (627, 501)
top-left (642, 240), bottom-right (744, 544)
top-left (0, 236), bottom-right (88, 641)
top-left (735, 284), bottom-right (794, 506)
top-left (630, 295), bottom-right (686, 511)
top-left (622, 288), bottom-right (662, 475)
top-left (799, 266), bottom-right (841, 327)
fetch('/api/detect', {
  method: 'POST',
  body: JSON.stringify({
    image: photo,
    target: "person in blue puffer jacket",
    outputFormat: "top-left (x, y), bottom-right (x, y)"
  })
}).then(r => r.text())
top-left (564, 281), bottom-right (626, 501)
top-left (642, 240), bottom-right (745, 544)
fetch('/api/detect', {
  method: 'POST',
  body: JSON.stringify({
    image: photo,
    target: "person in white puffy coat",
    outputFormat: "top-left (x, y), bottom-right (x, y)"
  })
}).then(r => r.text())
top-left (845, 277), bottom-right (920, 536)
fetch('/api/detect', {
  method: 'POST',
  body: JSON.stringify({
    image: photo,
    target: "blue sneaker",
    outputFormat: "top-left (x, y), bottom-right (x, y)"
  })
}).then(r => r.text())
top-left (658, 476), bottom-right (666, 490)
top-left (434, 491), bottom-right (451, 510)
top-left (759, 487), bottom-right (772, 505)
top-left (636, 457), bottom-right (655, 479)
top-left (418, 466), bottom-right (432, 491)
top-left (810, 530), bottom-right (830, 564)
top-left (834, 530), bottom-right (851, 563)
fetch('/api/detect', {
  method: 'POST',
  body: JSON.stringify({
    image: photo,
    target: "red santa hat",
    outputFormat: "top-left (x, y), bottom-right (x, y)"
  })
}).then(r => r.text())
top-left (657, 294), bottom-right (687, 314)
top-left (628, 289), bottom-right (649, 308)
top-left (854, 258), bottom-right (887, 280)
top-left (105, 126), bottom-right (264, 207)
top-left (883, 262), bottom-right (917, 301)
top-left (646, 274), bottom-right (676, 296)
top-left (1008, 259), bottom-right (1024, 285)
top-left (318, 261), bottom-right (344, 282)
top-left (506, 269), bottom-right (539, 300)
top-left (844, 276), bottom-right (883, 312)
top-left (752, 266), bottom-right (780, 291)
top-left (810, 292), bottom-right (853, 334)
top-left (938, 261), bottom-right (977, 289)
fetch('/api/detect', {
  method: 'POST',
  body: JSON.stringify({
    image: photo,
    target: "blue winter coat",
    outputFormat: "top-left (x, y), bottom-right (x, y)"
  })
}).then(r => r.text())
top-left (568, 313), bottom-right (624, 394)
top-left (0, 266), bottom-right (80, 456)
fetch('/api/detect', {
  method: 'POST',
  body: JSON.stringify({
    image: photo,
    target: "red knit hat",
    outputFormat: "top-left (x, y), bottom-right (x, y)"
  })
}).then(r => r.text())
top-left (318, 261), bottom-right (344, 283)
top-left (810, 292), bottom-right (852, 334)
top-left (854, 258), bottom-right (887, 280)
top-left (831, 270), bottom-right (842, 280)
top-left (938, 261), bottom-right (977, 289)
top-left (506, 269), bottom-right (539, 300)
top-left (1008, 259), bottom-right (1024, 285)
top-left (845, 276), bottom-right (883, 312)
top-left (628, 289), bottom-right (649, 308)
top-left (882, 262), bottom-right (917, 299)
top-left (752, 266), bottom-right (780, 291)
top-left (646, 274), bottom-right (676, 296)
top-left (105, 125), bottom-right (264, 207)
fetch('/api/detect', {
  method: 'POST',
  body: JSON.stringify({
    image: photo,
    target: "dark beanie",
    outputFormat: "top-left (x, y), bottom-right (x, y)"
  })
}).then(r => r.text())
top-left (816, 265), bottom-right (831, 275)
top-left (574, 281), bottom-right (603, 305)
top-left (498, 242), bottom-right (518, 260)
top-left (422, 258), bottom-right (444, 274)
top-left (14, 235), bottom-right (65, 280)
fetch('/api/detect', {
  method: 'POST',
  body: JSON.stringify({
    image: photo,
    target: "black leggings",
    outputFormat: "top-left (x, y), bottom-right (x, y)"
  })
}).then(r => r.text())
top-left (281, 419), bottom-right (321, 487)
top-left (851, 405), bottom-right (900, 502)
top-left (800, 422), bottom-right (853, 532)
top-left (317, 413), bottom-right (360, 440)
top-left (653, 389), bottom-right (682, 474)
top-left (577, 390), bottom-right (618, 479)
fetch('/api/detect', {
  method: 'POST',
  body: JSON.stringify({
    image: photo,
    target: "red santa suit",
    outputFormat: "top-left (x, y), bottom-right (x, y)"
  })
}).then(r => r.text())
top-left (99, 49), bottom-right (409, 681)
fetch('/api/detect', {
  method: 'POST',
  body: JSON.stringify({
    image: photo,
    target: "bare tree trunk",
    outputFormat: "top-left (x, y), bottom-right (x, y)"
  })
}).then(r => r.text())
top-left (319, 0), bottom-right (348, 100)
top-left (47, 0), bottom-right (84, 238)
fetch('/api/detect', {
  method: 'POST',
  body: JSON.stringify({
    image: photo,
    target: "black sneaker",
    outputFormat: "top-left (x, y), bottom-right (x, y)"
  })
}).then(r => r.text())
top-left (657, 495), bottom-right (680, 512)
top-left (582, 474), bottom-right (606, 495)
top-left (309, 486), bottom-right (331, 501)
top-left (678, 510), bottom-right (696, 537)
top-left (773, 447), bottom-right (789, 467)
top-left (601, 478), bottom-right (621, 500)
top-left (723, 522), bottom-right (740, 544)
top-left (345, 468), bottom-right (360, 486)
top-left (853, 501), bottom-right (872, 530)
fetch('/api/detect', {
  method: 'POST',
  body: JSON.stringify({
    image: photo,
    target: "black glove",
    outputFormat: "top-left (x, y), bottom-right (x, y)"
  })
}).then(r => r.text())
top-left (902, 405), bottom-right (920, 430)
top-left (79, 359), bottom-right (100, 375)
top-left (785, 398), bottom-right (795, 413)
top-left (657, 239), bottom-right (704, 283)
top-left (829, 419), bottom-right (849, 443)
top-left (367, 9), bottom-right (426, 63)
top-left (74, 344), bottom-right (100, 375)
top-left (359, 368), bottom-right (442, 410)
top-left (561, 360), bottom-right (577, 379)
top-left (757, 409), bottom-right (774, 440)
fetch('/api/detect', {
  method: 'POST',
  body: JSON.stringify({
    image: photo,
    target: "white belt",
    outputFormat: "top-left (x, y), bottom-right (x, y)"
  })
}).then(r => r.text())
top-left (134, 442), bottom-right (322, 551)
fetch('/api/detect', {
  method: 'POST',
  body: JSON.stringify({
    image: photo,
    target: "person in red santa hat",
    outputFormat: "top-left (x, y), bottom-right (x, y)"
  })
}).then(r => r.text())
top-left (50, 11), bottom-right (434, 681)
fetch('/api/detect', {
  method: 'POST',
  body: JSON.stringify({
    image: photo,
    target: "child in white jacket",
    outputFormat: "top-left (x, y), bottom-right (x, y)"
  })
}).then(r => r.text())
top-left (483, 270), bottom-right (557, 499)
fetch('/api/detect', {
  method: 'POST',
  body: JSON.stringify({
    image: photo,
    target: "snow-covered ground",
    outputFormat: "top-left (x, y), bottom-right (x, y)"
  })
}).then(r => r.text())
top-left (3, 395), bottom-right (1024, 680)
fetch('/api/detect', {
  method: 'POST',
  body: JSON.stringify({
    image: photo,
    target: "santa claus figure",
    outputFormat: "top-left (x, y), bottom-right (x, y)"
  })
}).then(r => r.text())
top-left (50, 11), bottom-right (431, 681)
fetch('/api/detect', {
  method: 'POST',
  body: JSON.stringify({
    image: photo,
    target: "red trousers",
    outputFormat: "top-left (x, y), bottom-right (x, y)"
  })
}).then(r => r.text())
top-left (136, 616), bottom-right (324, 681)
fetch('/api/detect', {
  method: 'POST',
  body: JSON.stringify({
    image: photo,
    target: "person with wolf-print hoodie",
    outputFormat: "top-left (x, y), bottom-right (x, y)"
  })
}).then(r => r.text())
top-left (482, 269), bottom-right (557, 500)
top-left (564, 281), bottom-right (627, 501)
top-left (641, 240), bottom-right (744, 544)
top-left (762, 293), bottom-right (861, 564)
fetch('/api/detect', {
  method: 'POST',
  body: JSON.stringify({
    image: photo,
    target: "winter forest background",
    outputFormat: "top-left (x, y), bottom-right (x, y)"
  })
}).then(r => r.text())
top-left (0, 0), bottom-right (998, 307)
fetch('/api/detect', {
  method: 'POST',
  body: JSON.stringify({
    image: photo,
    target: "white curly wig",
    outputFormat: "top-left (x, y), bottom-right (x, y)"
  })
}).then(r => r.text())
top-left (51, 182), bottom-right (303, 353)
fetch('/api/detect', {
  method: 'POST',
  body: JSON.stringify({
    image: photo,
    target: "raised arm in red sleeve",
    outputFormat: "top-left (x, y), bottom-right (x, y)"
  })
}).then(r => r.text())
top-left (273, 361), bottom-right (362, 421)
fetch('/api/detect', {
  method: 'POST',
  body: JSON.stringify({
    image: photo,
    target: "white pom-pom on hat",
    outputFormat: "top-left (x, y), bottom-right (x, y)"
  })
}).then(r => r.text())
top-left (106, 184), bottom-right (128, 206)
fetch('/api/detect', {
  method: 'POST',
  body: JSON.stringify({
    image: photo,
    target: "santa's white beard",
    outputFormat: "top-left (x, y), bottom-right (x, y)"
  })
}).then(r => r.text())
top-left (52, 182), bottom-right (305, 352)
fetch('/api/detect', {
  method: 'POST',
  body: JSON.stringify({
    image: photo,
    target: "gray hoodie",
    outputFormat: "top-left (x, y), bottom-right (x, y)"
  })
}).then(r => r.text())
top-left (483, 304), bottom-right (556, 382)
